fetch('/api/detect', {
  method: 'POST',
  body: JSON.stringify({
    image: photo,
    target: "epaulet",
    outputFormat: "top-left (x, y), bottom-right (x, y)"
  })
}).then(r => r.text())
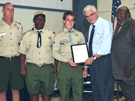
top-left (47, 29), bottom-right (56, 35)
top-left (23, 32), bottom-right (26, 35)
top-left (23, 30), bottom-right (31, 35)
top-left (58, 30), bottom-right (62, 34)
top-left (15, 21), bottom-right (21, 25)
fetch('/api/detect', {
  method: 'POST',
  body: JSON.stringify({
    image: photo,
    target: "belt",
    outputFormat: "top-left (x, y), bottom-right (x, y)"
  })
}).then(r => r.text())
top-left (0, 56), bottom-right (19, 61)
top-left (27, 63), bottom-right (47, 67)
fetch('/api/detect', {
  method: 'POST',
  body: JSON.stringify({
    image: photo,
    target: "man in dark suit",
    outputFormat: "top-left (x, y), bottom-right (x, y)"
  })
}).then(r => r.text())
top-left (111, 6), bottom-right (135, 101)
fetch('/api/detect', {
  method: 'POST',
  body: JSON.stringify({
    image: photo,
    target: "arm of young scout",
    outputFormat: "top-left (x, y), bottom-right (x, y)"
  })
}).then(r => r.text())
top-left (83, 68), bottom-right (88, 78)
top-left (85, 23), bottom-right (113, 66)
top-left (125, 26), bottom-right (135, 79)
top-left (51, 59), bottom-right (58, 77)
top-left (67, 60), bottom-right (78, 67)
top-left (66, 32), bottom-right (85, 67)
top-left (20, 54), bottom-right (27, 77)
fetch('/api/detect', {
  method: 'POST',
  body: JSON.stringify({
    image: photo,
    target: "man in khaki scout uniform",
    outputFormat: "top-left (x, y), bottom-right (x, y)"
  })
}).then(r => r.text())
top-left (53, 11), bottom-right (88, 101)
top-left (0, 2), bottom-right (24, 101)
top-left (19, 11), bottom-right (57, 101)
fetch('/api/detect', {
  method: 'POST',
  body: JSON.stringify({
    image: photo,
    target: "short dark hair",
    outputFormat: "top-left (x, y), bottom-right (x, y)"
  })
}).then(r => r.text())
top-left (63, 11), bottom-right (76, 20)
top-left (34, 14), bottom-right (46, 19)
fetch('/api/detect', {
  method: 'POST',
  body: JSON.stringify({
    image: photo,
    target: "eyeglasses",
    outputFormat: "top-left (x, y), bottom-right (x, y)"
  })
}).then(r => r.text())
top-left (85, 12), bottom-right (96, 18)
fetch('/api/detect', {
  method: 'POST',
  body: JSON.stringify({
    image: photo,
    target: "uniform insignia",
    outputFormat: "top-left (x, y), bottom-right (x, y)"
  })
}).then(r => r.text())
top-left (48, 36), bottom-right (51, 39)
top-left (23, 32), bottom-right (26, 35)
top-left (19, 22), bottom-right (21, 25)
top-left (17, 27), bottom-right (19, 30)
top-left (53, 31), bottom-right (56, 35)
top-left (60, 40), bottom-right (68, 44)
top-left (14, 24), bottom-right (17, 26)
top-left (76, 34), bottom-right (78, 36)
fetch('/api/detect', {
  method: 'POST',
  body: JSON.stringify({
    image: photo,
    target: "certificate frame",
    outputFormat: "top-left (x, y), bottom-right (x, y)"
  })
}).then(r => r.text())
top-left (71, 43), bottom-right (89, 64)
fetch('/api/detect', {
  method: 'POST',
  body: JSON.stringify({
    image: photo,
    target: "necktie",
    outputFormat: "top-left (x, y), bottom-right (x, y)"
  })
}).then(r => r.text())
top-left (88, 25), bottom-right (95, 57)
top-left (67, 30), bottom-right (73, 44)
top-left (37, 31), bottom-right (42, 48)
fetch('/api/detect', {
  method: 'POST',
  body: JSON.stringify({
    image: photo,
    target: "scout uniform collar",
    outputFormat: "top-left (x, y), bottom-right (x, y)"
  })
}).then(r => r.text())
top-left (0, 18), bottom-right (15, 26)
top-left (63, 28), bottom-right (75, 33)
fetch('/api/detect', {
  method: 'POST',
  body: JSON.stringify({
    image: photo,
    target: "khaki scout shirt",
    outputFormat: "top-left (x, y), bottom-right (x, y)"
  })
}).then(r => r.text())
top-left (0, 19), bottom-right (23, 57)
top-left (19, 27), bottom-right (56, 65)
top-left (53, 28), bottom-right (85, 63)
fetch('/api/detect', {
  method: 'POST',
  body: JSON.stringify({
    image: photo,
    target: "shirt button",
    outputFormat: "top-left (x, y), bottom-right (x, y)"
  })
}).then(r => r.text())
top-left (11, 50), bottom-right (13, 52)
top-left (39, 52), bottom-right (41, 54)
top-left (11, 39), bottom-right (12, 40)
top-left (39, 58), bottom-right (41, 60)
top-left (10, 33), bottom-right (12, 34)
top-left (11, 45), bottom-right (13, 46)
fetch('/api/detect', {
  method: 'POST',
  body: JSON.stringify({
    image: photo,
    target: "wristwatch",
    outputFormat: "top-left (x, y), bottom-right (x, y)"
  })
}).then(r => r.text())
top-left (93, 55), bottom-right (96, 60)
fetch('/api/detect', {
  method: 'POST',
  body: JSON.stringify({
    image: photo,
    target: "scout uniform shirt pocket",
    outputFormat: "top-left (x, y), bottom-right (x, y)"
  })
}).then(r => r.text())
top-left (59, 39), bottom-right (69, 53)
top-left (0, 32), bottom-right (6, 41)
top-left (72, 33), bottom-right (80, 44)
top-left (44, 36), bottom-right (52, 56)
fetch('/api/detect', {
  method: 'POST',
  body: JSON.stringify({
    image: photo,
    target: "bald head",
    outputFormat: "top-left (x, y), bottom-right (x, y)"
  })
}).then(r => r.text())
top-left (2, 2), bottom-right (14, 21)
top-left (117, 6), bottom-right (131, 25)
top-left (3, 2), bottom-right (14, 9)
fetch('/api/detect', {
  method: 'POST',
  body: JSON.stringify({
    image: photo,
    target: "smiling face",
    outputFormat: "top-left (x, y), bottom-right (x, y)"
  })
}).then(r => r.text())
top-left (33, 14), bottom-right (45, 30)
top-left (84, 8), bottom-right (98, 24)
top-left (63, 15), bottom-right (75, 30)
top-left (2, 3), bottom-right (14, 20)
top-left (117, 7), bottom-right (131, 25)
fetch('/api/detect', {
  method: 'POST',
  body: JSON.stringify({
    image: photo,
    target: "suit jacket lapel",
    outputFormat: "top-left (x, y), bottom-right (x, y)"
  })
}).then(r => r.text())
top-left (113, 19), bottom-right (133, 39)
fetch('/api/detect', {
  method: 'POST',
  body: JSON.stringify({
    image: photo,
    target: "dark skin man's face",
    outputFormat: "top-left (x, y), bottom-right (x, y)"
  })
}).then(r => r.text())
top-left (33, 15), bottom-right (45, 30)
top-left (117, 7), bottom-right (130, 25)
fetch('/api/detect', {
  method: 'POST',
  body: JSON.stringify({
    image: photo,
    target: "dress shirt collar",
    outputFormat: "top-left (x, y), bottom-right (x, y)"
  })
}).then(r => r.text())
top-left (92, 16), bottom-right (101, 27)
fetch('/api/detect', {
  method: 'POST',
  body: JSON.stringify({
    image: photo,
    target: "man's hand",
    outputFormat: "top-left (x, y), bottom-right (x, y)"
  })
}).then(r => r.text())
top-left (84, 57), bottom-right (94, 66)
top-left (20, 67), bottom-right (27, 77)
top-left (124, 66), bottom-right (133, 79)
top-left (51, 59), bottom-right (58, 77)
top-left (83, 68), bottom-right (88, 78)
top-left (67, 60), bottom-right (78, 67)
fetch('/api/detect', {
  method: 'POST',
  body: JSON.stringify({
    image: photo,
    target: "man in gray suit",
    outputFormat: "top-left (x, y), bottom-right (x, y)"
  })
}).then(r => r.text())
top-left (111, 6), bottom-right (135, 101)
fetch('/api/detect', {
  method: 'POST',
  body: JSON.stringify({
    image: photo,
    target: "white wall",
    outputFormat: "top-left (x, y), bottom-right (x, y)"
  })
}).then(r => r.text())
top-left (97, 0), bottom-right (135, 22)
top-left (0, 7), bottom-right (64, 33)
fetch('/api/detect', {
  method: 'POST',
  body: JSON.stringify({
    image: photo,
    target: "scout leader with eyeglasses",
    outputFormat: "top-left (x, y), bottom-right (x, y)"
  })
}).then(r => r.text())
top-left (0, 2), bottom-right (24, 101)
top-left (19, 11), bottom-right (58, 101)
top-left (83, 5), bottom-right (114, 101)
top-left (53, 11), bottom-right (88, 101)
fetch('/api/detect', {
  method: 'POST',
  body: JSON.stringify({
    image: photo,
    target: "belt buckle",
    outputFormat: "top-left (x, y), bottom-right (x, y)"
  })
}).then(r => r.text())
top-left (37, 64), bottom-right (42, 67)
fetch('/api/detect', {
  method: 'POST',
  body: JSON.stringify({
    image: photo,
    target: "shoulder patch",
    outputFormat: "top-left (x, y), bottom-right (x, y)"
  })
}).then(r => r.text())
top-left (47, 29), bottom-right (56, 34)
top-left (53, 31), bottom-right (56, 35)
top-left (23, 29), bottom-right (32, 35)
top-left (19, 22), bottom-right (21, 25)
top-left (23, 32), bottom-right (26, 35)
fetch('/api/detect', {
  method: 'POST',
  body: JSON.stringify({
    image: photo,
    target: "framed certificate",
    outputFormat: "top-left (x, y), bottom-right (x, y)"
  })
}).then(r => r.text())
top-left (71, 43), bottom-right (89, 64)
